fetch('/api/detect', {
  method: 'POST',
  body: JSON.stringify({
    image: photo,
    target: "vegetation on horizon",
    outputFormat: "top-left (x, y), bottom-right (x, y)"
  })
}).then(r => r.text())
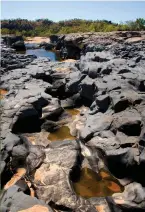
top-left (1, 18), bottom-right (145, 37)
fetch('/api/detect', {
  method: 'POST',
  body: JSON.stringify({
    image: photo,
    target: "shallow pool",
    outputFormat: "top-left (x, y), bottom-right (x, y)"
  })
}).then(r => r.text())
top-left (72, 167), bottom-right (124, 198)
top-left (48, 126), bottom-right (75, 141)
top-left (26, 48), bottom-right (57, 61)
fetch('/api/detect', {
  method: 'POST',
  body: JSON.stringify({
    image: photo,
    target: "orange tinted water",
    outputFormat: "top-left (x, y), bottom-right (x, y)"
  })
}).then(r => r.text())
top-left (48, 109), bottom-right (80, 142)
top-left (73, 168), bottom-right (124, 198)
top-left (0, 89), bottom-right (8, 99)
top-left (48, 126), bottom-right (75, 142)
top-left (65, 108), bottom-right (80, 116)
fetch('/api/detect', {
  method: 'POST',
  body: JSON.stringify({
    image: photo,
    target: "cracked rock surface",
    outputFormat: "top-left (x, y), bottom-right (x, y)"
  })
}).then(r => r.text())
top-left (1, 33), bottom-right (145, 212)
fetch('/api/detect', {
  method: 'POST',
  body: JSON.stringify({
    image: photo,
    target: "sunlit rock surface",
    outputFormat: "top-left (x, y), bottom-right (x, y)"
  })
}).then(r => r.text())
top-left (1, 33), bottom-right (145, 211)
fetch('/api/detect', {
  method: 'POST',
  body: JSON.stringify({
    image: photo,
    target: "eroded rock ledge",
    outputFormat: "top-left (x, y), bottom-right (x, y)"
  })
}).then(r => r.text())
top-left (0, 33), bottom-right (145, 212)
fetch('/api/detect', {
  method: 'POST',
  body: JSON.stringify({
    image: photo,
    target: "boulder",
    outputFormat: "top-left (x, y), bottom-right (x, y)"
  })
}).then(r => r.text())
top-left (112, 109), bottom-right (142, 136)
top-left (87, 135), bottom-right (120, 153)
top-left (79, 113), bottom-right (113, 140)
top-left (96, 94), bottom-right (110, 112)
top-left (61, 93), bottom-right (82, 108)
top-left (41, 104), bottom-right (63, 121)
top-left (11, 105), bottom-right (41, 133)
top-left (79, 61), bottom-right (101, 78)
top-left (112, 182), bottom-right (145, 211)
top-left (39, 42), bottom-right (54, 50)
top-left (11, 40), bottom-right (26, 51)
top-left (49, 34), bottom-right (59, 44)
top-left (116, 131), bottom-right (139, 147)
top-left (1, 132), bottom-right (20, 153)
top-left (60, 44), bottom-right (81, 60)
top-left (56, 35), bottom-right (81, 59)
top-left (66, 72), bottom-right (86, 94)
top-left (110, 90), bottom-right (130, 113)
top-left (106, 147), bottom-right (140, 179)
top-left (2, 35), bottom-right (26, 51)
top-left (41, 120), bottom-right (58, 132)
top-left (79, 76), bottom-right (96, 100)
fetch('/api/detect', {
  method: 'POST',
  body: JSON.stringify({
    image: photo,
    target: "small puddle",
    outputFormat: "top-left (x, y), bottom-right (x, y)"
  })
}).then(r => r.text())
top-left (0, 89), bottom-right (8, 99)
top-left (48, 126), bottom-right (75, 142)
top-left (72, 168), bottom-right (124, 198)
top-left (48, 109), bottom-right (80, 142)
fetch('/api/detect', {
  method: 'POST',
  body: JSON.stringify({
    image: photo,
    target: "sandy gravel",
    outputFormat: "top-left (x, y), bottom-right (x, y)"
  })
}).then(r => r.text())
top-left (25, 36), bottom-right (50, 44)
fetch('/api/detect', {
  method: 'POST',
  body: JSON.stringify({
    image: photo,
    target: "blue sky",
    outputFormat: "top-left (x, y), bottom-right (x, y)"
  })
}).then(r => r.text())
top-left (1, 1), bottom-right (145, 23)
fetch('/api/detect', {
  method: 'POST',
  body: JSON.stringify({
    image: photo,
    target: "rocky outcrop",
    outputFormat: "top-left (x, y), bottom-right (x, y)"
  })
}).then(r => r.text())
top-left (61, 31), bottom-right (145, 47)
top-left (1, 39), bottom-right (36, 73)
top-left (54, 31), bottom-right (145, 60)
top-left (1, 33), bottom-right (145, 212)
top-left (55, 35), bottom-right (81, 60)
top-left (2, 35), bottom-right (26, 50)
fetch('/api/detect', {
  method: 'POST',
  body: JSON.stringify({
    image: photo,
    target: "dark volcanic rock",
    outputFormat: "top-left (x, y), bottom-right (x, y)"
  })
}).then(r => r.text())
top-left (1, 40), bottom-right (36, 72)
top-left (56, 35), bottom-right (81, 59)
top-left (49, 34), bottom-right (59, 44)
top-left (11, 40), bottom-right (26, 51)
top-left (96, 94), bottom-right (110, 112)
top-left (11, 105), bottom-right (41, 133)
top-left (79, 76), bottom-right (96, 101)
top-left (41, 120), bottom-right (58, 132)
top-left (112, 109), bottom-right (142, 136)
top-left (2, 35), bottom-right (26, 50)
top-left (80, 113), bottom-right (113, 140)
top-left (1, 32), bottom-right (145, 212)
top-left (39, 42), bottom-right (54, 50)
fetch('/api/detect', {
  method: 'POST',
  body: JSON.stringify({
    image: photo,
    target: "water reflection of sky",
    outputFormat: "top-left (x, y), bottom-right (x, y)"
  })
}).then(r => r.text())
top-left (26, 49), bottom-right (56, 61)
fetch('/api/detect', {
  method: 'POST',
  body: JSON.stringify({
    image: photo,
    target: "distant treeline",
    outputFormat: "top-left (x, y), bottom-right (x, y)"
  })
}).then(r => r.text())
top-left (1, 18), bottom-right (145, 37)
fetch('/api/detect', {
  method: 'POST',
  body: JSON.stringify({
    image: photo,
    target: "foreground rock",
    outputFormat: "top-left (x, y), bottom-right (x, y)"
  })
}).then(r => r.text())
top-left (1, 185), bottom-right (53, 212)
top-left (0, 32), bottom-right (145, 212)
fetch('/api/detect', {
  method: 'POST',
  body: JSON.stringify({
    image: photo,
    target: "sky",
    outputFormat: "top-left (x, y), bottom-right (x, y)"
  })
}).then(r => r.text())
top-left (1, 1), bottom-right (145, 23)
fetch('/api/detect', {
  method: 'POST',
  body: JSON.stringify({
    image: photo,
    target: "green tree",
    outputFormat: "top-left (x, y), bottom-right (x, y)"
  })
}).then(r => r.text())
top-left (136, 18), bottom-right (145, 30)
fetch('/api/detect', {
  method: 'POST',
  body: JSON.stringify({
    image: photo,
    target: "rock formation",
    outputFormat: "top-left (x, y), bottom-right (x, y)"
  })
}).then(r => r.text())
top-left (0, 32), bottom-right (145, 212)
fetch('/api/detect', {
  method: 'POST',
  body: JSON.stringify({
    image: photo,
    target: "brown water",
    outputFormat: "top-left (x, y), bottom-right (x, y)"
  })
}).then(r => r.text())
top-left (0, 89), bottom-right (8, 99)
top-left (48, 109), bottom-right (80, 142)
top-left (48, 126), bottom-right (75, 141)
top-left (73, 168), bottom-right (124, 198)
top-left (65, 108), bottom-right (80, 117)
top-left (47, 108), bottom-right (124, 197)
